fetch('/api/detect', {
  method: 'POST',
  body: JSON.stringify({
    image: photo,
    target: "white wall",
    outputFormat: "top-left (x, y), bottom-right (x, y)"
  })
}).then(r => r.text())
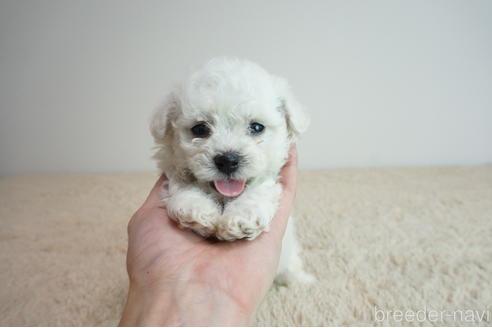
top-left (1, 0), bottom-right (491, 176)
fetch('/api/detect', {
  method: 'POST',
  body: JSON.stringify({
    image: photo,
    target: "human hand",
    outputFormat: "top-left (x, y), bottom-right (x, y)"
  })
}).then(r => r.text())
top-left (119, 146), bottom-right (299, 326)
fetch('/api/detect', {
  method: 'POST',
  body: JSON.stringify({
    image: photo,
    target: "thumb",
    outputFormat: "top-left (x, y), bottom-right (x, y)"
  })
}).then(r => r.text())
top-left (139, 174), bottom-right (167, 211)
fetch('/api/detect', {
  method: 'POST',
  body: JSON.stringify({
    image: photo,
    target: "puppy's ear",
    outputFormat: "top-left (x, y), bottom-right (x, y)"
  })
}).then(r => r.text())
top-left (275, 77), bottom-right (310, 141)
top-left (150, 91), bottom-right (179, 141)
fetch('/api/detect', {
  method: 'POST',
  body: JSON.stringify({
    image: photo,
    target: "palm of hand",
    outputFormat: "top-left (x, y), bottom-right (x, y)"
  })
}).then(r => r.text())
top-left (126, 190), bottom-right (287, 310)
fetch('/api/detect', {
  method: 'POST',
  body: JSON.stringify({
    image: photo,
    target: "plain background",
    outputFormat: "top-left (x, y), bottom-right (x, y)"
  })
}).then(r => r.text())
top-left (1, 0), bottom-right (491, 176)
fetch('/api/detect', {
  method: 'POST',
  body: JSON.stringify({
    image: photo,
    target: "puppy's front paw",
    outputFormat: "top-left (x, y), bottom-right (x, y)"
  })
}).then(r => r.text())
top-left (216, 213), bottom-right (267, 241)
top-left (216, 181), bottom-right (281, 241)
top-left (216, 203), bottom-right (275, 241)
top-left (165, 187), bottom-right (221, 238)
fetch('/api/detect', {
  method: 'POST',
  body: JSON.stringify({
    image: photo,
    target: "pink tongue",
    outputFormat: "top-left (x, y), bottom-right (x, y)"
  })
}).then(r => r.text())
top-left (213, 179), bottom-right (246, 197)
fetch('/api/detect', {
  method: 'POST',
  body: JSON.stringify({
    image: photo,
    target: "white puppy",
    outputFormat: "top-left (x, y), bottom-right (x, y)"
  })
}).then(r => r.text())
top-left (150, 57), bottom-right (313, 284)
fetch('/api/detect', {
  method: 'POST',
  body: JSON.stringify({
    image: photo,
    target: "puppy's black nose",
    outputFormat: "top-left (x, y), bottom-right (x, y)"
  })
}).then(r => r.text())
top-left (214, 152), bottom-right (240, 175)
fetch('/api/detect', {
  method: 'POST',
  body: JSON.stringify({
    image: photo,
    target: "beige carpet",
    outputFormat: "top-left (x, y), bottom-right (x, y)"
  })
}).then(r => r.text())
top-left (1, 167), bottom-right (491, 326)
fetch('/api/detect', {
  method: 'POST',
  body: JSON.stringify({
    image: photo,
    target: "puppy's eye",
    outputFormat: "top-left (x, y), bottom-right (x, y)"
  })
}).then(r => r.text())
top-left (249, 122), bottom-right (265, 134)
top-left (191, 123), bottom-right (211, 138)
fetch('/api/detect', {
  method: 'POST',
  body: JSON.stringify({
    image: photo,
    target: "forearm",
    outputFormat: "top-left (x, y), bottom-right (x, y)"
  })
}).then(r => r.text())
top-left (119, 282), bottom-right (255, 326)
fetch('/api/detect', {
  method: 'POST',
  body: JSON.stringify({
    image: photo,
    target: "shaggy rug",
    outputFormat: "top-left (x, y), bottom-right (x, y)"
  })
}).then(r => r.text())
top-left (0, 167), bottom-right (491, 326)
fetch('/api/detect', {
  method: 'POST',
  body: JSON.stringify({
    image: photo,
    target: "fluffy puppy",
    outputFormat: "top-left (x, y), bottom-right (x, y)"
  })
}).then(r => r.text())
top-left (151, 57), bottom-right (313, 283)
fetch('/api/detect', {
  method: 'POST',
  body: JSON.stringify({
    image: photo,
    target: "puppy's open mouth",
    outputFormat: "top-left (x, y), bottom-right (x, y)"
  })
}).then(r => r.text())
top-left (212, 179), bottom-right (246, 197)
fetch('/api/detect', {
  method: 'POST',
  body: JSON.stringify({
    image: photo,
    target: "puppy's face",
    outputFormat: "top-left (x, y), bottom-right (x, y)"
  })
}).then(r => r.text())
top-left (174, 83), bottom-right (288, 197)
top-left (151, 58), bottom-right (308, 197)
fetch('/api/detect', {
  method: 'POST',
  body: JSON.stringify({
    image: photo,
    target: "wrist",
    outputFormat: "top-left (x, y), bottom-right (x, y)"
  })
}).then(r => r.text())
top-left (120, 280), bottom-right (255, 326)
top-left (119, 282), bottom-right (179, 326)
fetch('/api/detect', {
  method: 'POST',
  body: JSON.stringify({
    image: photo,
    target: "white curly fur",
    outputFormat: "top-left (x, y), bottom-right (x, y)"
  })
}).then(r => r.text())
top-left (151, 57), bottom-right (313, 283)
